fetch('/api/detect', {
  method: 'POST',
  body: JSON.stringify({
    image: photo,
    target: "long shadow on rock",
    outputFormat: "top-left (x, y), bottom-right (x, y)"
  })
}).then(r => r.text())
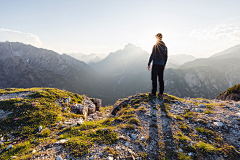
top-left (160, 102), bottom-right (177, 160)
top-left (147, 98), bottom-right (159, 159)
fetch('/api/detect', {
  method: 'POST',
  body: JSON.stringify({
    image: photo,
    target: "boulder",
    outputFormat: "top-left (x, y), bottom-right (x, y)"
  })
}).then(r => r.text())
top-left (71, 104), bottom-right (88, 118)
top-left (93, 98), bottom-right (102, 111)
top-left (83, 99), bottom-right (96, 115)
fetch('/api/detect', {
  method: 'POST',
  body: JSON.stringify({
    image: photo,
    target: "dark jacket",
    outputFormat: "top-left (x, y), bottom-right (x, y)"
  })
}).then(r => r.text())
top-left (148, 41), bottom-right (168, 66)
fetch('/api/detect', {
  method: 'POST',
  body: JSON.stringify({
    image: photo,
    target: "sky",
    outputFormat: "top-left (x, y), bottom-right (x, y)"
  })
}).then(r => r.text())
top-left (0, 0), bottom-right (240, 58)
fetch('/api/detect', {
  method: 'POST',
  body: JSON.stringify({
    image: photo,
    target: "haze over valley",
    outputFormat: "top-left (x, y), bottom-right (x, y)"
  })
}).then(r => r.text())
top-left (1, 41), bottom-right (240, 105)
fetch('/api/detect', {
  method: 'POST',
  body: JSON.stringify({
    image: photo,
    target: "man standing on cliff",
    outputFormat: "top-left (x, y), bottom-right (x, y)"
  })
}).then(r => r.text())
top-left (148, 33), bottom-right (168, 98)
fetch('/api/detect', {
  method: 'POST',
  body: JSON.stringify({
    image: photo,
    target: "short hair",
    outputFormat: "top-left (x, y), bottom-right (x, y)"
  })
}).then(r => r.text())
top-left (155, 33), bottom-right (162, 40)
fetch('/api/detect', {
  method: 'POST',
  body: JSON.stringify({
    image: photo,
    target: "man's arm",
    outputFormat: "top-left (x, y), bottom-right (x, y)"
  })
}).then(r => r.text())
top-left (148, 45), bottom-right (155, 67)
top-left (164, 46), bottom-right (168, 66)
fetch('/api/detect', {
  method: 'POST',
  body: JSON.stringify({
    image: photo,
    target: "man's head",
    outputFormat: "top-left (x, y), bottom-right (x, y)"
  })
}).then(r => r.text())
top-left (155, 33), bottom-right (162, 41)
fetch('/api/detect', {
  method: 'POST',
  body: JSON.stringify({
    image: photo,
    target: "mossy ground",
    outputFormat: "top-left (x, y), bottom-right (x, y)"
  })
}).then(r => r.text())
top-left (0, 89), bottom-right (239, 159)
top-left (0, 88), bottom-right (110, 159)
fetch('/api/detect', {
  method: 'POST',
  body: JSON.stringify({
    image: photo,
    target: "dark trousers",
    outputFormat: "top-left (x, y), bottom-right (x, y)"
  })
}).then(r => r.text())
top-left (151, 64), bottom-right (164, 95)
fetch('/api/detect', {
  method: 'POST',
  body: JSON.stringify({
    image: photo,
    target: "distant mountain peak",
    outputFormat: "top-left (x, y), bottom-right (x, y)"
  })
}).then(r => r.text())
top-left (123, 43), bottom-right (138, 50)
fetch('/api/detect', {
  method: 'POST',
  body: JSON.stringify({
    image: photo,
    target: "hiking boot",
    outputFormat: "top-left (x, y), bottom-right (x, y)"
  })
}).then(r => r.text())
top-left (149, 93), bottom-right (157, 98)
top-left (158, 93), bottom-right (164, 100)
top-left (158, 93), bottom-right (166, 97)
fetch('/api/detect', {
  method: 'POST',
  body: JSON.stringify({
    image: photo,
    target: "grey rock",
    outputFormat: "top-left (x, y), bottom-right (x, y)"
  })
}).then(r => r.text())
top-left (71, 103), bottom-right (88, 118)
top-left (188, 152), bottom-right (194, 156)
top-left (141, 136), bottom-right (146, 141)
top-left (89, 156), bottom-right (96, 160)
top-left (6, 144), bottom-right (13, 150)
top-left (56, 156), bottom-right (63, 160)
top-left (198, 104), bottom-right (206, 108)
top-left (39, 126), bottom-right (42, 132)
top-left (131, 134), bottom-right (137, 140)
top-left (64, 97), bottom-right (71, 104)
top-left (214, 122), bottom-right (223, 127)
top-left (236, 112), bottom-right (240, 117)
top-left (194, 108), bottom-right (203, 112)
top-left (93, 98), bottom-right (102, 111)
top-left (61, 125), bottom-right (66, 128)
top-left (55, 139), bottom-right (69, 145)
top-left (83, 99), bottom-right (96, 115)
top-left (235, 103), bottom-right (240, 107)
top-left (125, 141), bottom-right (130, 147)
top-left (107, 156), bottom-right (113, 160)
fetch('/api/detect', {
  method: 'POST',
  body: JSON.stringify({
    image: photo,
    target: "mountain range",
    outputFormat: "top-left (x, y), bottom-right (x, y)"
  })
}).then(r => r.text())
top-left (0, 41), bottom-right (101, 96)
top-left (65, 52), bottom-right (108, 64)
top-left (0, 41), bottom-right (240, 105)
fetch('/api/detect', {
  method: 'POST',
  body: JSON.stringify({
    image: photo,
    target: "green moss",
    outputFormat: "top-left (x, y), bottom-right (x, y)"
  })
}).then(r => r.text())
top-left (200, 143), bottom-right (216, 153)
top-left (128, 117), bottom-right (140, 125)
top-left (65, 138), bottom-right (91, 158)
top-left (58, 133), bottom-right (70, 140)
top-left (195, 127), bottom-right (215, 137)
top-left (40, 128), bottom-right (51, 137)
top-left (178, 153), bottom-right (192, 160)
top-left (176, 115), bottom-right (184, 121)
top-left (137, 106), bottom-right (147, 112)
top-left (178, 121), bottom-right (190, 131)
top-left (196, 142), bottom-right (217, 154)
top-left (102, 118), bottom-right (115, 125)
top-left (184, 112), bottom-right (194, 118)
top-left (220, 144), bottom-right (240, 159)
top-left (104, 146), bottom-right (119, 156)
top-left (203, 110), bottom-right (213, 114)
top-left (0, 140), bottom-right (32, 159)
top-left (120, 124), bottom-right (135, 130)
top-left (138, 151), bottom-right (148, 158)
top-left (175, 132), bottom-right (190, 141)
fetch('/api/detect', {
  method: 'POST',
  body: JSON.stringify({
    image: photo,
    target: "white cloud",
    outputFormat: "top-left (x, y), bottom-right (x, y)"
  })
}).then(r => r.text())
top-left (189, 24), bottom-right (240, 41)
top-left (0, 28), bottom-right (43, 47)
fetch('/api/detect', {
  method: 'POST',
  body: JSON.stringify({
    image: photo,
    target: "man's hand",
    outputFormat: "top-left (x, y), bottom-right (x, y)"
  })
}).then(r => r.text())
top-left (148, 66), bottom-right (150, 71)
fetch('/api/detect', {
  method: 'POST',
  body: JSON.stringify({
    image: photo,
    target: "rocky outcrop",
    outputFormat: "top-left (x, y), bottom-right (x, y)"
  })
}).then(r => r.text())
top-left (71, 104), bottom-right (88, 118)
top-left (70, 97), bottom-right (102, 118)
top-left (216, 84), bottom-right (240, 101)
top-left (217, 93), bottom-right (240, 101)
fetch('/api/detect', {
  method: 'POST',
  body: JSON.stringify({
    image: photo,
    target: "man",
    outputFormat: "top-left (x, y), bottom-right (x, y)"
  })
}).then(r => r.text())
top-left (148, 33), bottom-right (168, 98)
